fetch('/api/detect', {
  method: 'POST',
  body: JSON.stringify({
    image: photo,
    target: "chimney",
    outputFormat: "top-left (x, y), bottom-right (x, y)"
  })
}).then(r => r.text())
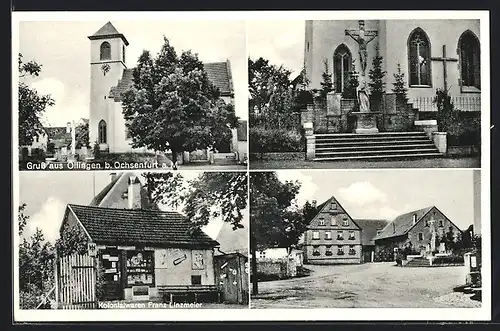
top-left (127, 175), bottom-right (142, 209)
top-left (109, 172), bottom-right (117, 183)
top-left (312, 200), bottom-right (317, 208)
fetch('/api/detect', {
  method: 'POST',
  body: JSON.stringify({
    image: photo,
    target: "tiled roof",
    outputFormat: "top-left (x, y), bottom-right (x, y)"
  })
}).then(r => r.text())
top-left (69, 204), bottom-right (219, 247)
top-left (374, 206), bottom-right (435, 241)
top-left (109, 61), bottom-right (233, 101)
top-left (88, 21), bottom-right (129, 46)
top-left (237, 120), bottom-right (247, 141)
top-left (355, 219), bottom-right (389, 246)
top-left (89, 172), bottom-right (157, 210)
top-left (203, 61), bottom-right (233, 96)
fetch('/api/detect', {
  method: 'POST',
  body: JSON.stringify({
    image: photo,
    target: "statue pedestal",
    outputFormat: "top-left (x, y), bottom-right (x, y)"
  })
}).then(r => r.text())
top-left (351, 112), bottom-right (380, 134)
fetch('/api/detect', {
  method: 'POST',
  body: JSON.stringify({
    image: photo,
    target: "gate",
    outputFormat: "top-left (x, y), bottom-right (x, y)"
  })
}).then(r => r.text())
top-left (56, 254), bottom-right (98, 309)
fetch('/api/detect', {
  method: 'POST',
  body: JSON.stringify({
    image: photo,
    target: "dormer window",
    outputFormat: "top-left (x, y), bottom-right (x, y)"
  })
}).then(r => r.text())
top-left (100, 41), bottom-right (111, 60)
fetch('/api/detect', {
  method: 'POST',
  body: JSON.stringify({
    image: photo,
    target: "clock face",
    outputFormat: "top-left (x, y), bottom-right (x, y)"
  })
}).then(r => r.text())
top-left (101, 63), bottom-right (110, 76)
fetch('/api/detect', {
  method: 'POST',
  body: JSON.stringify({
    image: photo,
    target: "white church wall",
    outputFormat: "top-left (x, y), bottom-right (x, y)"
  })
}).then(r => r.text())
top-left (383, 19), bottom-right (480, 99)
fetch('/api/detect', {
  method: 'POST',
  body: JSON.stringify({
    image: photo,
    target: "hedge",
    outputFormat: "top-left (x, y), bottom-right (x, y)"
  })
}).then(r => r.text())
top-left (433, 255), bottom-right (464, 265)
top-left (250, 127), bottom-right (305, 153)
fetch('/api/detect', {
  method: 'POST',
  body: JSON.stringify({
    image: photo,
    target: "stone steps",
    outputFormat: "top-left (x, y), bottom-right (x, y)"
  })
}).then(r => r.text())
top-left (313, 132), bottom-right (442, 161)
top-left (404, 258), bottom-right (431, 267)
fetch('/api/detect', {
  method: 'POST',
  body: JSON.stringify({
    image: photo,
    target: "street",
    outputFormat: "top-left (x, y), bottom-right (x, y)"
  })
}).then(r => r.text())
top-left (251, 262), bottom-right (480, 308)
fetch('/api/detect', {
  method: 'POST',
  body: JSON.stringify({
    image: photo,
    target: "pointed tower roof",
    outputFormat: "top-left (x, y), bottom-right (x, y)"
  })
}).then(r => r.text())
top-left (88, 21), bottom-right (129, 46)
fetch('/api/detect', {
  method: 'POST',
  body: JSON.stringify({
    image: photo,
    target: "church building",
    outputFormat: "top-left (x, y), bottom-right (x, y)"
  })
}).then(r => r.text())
top-left (304, 19), bottom-right (480, 108)
top-left (88, 22), bottom-right (237, 154)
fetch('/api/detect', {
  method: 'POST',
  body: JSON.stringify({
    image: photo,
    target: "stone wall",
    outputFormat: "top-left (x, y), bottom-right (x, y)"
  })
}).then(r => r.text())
top-left (381, 93), bottom-right (418, 132)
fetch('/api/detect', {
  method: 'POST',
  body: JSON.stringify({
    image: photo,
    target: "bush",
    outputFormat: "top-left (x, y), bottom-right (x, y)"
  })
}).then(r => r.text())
top-left (433, 254), bottom-right (464, 265)
top-left (249, 127), bottom-right (304, 153)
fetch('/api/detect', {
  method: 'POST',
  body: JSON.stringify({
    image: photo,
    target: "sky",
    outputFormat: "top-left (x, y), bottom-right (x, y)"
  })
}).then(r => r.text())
top-left (247, 20), bottom-right (305, 78)
top-left (17, 171), bottom-right (245, 243)
top-left (17, 20), bottom-right (247, 127)
top-left (277, 170), bottom-right (480, 230)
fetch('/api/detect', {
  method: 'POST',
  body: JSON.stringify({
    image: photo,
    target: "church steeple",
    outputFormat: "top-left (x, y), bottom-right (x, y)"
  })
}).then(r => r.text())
top-left (88, 21), bottom-right (129, 46)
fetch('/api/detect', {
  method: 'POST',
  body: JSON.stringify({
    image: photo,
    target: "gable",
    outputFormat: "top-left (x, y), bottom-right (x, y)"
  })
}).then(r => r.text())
top-left (409, 207), bottom-right (463, 237)
top-left (307, 196), bottom-right (361, 230)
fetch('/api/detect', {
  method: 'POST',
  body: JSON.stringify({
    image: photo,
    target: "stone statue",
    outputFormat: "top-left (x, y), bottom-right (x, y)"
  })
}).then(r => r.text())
top-left (356, 80), bottom-right (370, 112)
top-left (345, 20), bottom-right (378, 76)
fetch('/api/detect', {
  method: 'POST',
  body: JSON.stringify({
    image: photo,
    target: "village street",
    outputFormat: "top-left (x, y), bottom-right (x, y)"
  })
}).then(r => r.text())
top-left (251, 262), bottom-right (480, 309)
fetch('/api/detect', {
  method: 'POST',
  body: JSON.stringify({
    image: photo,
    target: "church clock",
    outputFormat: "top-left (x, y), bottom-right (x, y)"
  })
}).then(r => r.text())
top-left (101, 63), bottom-right (110, 76)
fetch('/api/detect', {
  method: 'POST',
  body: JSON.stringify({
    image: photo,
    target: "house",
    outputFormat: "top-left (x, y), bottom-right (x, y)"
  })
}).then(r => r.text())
top-left (302, 196), bottom-right (362, 264)
top-left (355, 219), bottom-right (389, 263)
top-left (373, 206), bottom-right (463, 262)
top-left (88, 22), bottom-right (241, 157)
top-left (58, 172), bottom-right (220, 302)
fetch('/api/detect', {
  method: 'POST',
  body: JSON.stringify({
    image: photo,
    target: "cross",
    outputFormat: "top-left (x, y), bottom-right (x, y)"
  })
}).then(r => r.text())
top-left (431, 45), bottom-right (458, 91)
top-left (345, 20), bottom-right (378, 76)
top-left (344, 20), bottom-right (378, 43)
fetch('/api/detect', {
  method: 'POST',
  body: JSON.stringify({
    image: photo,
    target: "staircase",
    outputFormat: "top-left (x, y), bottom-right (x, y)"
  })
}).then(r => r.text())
top-left (314, 132), bottom-right (442, 161)
top-left (404, 257), bottom-right (431, 267)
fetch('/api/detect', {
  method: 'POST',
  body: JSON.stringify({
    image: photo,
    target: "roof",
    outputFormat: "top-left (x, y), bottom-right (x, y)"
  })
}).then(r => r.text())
top-left (307, 196), bottom-right (362, 230)
top-left (89, 172), bottom-right (157, 210)
top-left (355, 219), bottom-right (389, 245)
top-left (237, 120), bottom-right (247, 141)
top-left (374, 206), bottom-right (435, 241)
top-left (215, 216), bottom-right (248, 257)
top-left (88, 21), bottom-right (129, 46)
top-left (109, 62), bottom-right (234, 101)
top-left (68, 204), bottom-right (219, 247)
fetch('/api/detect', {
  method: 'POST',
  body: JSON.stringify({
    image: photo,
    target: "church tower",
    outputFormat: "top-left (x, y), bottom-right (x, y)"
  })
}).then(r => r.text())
top-left (88, 22), bottom-right (128, 150)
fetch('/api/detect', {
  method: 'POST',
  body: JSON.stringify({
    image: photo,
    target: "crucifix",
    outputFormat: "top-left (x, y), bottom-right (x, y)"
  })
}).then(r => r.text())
top-left (345, 20), bottom-right (378, 77)
top-left (431, 45), bottom-right (458, 91)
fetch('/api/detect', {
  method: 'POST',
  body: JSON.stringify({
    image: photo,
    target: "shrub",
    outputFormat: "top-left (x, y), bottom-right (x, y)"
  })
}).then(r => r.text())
top-left (30, 148), bottom-right (46, 162)
top-left (249, 127), bottom-right (304, 154)
top-left (433, 254), bottom-right (464, 265)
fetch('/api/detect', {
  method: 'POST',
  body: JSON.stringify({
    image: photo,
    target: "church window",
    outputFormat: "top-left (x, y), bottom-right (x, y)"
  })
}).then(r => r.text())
top-left (337, 231), bottom-right (344, 240)
top-left (408, 28), bottom-right (431, 86)
top-left (312, 231), bottom-right (320, 240)
top-left (418, 232), bottom-right (424, 241)
top-left (348, 245), bottom-right (356, 255)
top-left (459, 30), bottom-right (480, 90)
top-left (331, 216), bottom-right (337, 226)
top-left (312, 245), bottom-right (320, 256)
top-left (337, 246), bottom-right (345, 255)
top-left (100, 42), bottom-right (111, 61)
top-left (333, 44), bottom-right (352, 93)
top-left (348, 231), bottom-right (355, 240)
top-left (325, 231), bottom-right (332, 240)
top-left (98, 120), bottom-right (107, 144)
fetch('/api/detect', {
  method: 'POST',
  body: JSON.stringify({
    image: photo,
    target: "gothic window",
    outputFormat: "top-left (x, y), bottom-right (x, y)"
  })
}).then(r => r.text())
top-left (333, 44), bottom-right (352, 93)
top-left (100, 42), bottom-right (111, 61)
top-left (408, 28), bottom-right (431, 86)
top-left (459, 30), bottom-right (480, 90)
top-left (98, 120), bottom-right (107, 144)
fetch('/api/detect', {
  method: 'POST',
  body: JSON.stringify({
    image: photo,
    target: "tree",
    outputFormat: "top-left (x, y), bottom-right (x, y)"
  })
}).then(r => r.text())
top-left (391, 63), bottom-right (408, 104)
top-left (368, 45), bottom-right (386, 111)
top-left (319, 58), bottom-right (333, 100)
top-left (75, 122), bottom-right (90, 149)
top-left (18, 203), bottom-right (55, 309)
top-left (18, 54), bottom-right (55, 146)
top-left (249, 172), bottom-right (301, 294)
top-left (143, 171), bottom-right (248, 232)
top-left (342, 60), bottom-right (359, 99)
top-left (121, 38), bottom-right (239, 164)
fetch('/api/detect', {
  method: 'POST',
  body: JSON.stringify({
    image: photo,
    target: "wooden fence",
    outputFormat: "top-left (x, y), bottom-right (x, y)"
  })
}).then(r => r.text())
top-left (56, 254), bottom-right (98, 309)
top-left (410, 96), bottom-right (481, 112)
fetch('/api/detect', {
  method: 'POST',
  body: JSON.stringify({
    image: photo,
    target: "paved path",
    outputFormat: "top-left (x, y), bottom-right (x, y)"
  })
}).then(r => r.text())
top-left (251, 263), bottom-right (480, 308)
top-left (250, 157), bottom-right (480, 169)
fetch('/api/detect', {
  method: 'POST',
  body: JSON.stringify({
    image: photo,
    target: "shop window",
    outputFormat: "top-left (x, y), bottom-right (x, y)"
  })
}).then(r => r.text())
top-left (126, 250), bottom-right (154, 287)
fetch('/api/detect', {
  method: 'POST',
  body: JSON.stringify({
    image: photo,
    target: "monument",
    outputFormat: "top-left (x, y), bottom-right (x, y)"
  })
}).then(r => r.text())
top-left (345, 20), bottom-right (380, 134)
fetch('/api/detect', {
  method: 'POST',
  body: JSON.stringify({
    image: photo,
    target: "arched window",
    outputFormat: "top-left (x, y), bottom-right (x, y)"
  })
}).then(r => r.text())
top-left (100, 42), bottom-right (111, 61)
top-left (98, 120), bottom-right (107, 144)
top-left (459, 30), bottom-right (480, 90)
top-left (333, 44), bottom-right (352, 93)
top-left (408, 28), bottom-right (431, 86)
